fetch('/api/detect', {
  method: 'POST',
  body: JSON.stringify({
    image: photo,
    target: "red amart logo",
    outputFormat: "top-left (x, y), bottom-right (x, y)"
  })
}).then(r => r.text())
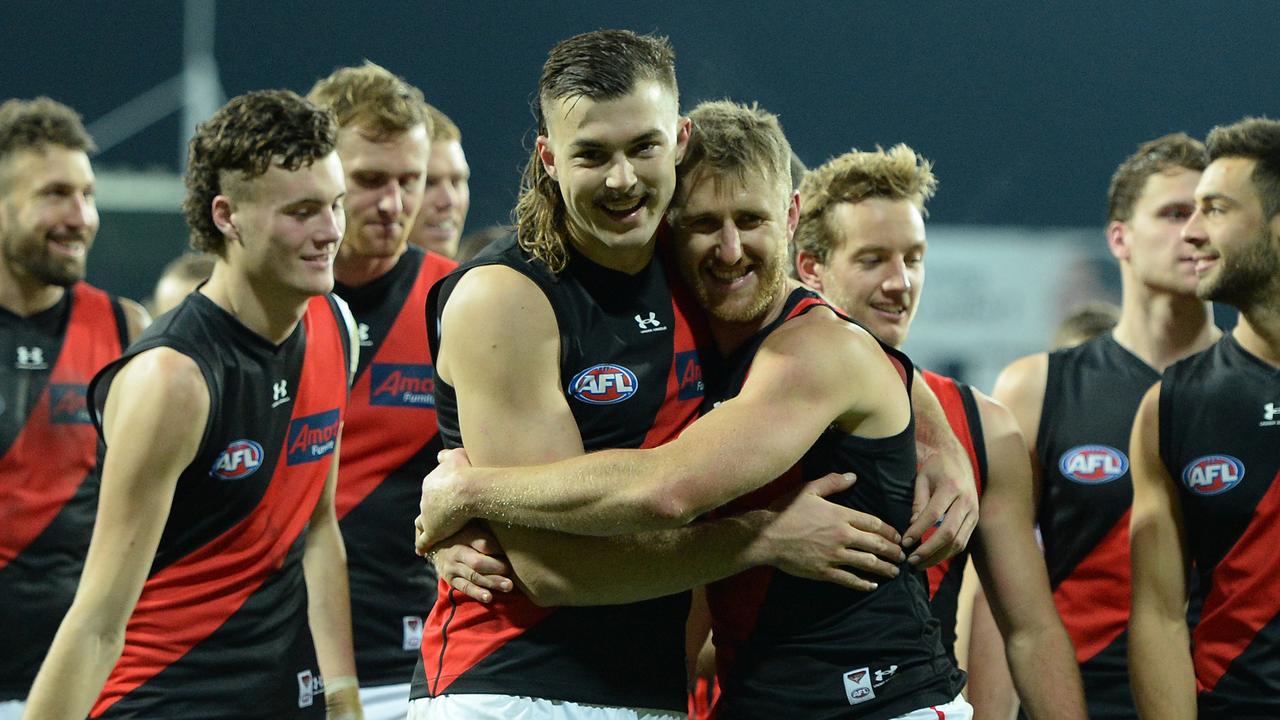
top-left (1182, 454), bottom-right (1245, 496)
top-left (1058, 445), bottom-right (1128, 484)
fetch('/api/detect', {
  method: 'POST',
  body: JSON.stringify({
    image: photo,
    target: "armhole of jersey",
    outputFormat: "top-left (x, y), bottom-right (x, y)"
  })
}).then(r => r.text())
top-left (1035, 352), bottom-right (1061, 504)
top-left (108, 295), bottom-right (130, 350)
top-left (326, 293), bottom-right (358, 387)
top-left (1157, 371), bottom-right (1176, 478)
top-left (88, 340), bottom-right (220, 457)
top-left (956, 382), bottom-right (989, 495)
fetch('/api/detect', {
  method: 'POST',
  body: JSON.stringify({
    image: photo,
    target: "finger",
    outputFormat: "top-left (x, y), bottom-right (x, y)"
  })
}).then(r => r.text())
top-left (911, 467), bottom-right (930, 524)
top-left (448, 574), bottom-right (494, 603)
top-left (819, 567), bottom-right (881, 593)
top-left (450, 548), bottom-right (512, 578)
top-left (908, 503), bottom-right (971, 567)
top-left (436, 447), bottom-right (467, 465)
top-left (803, 472), bottom-right (857, 498)
top-left (842, 529), bottom-right (906, 564)
top-left (846, 511), bottom-right (902, 545)
top-left (837, 549), bottom-right (901, 580)
top-left (903, 484), bottom-right (957, 548)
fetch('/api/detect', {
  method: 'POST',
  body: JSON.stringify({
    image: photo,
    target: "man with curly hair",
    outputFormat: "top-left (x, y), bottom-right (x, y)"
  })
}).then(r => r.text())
top-left (24, 89), bottom-right (363, 720)
top-left (0, 97), bottom-right (148, 720)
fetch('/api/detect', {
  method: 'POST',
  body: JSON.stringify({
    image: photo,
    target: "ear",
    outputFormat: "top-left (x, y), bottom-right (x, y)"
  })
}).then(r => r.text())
top-left (211, 195), bottom-right (240, 244)
top-left (786, 191), bottom-right (800, 239)
top-left (673, 115), bottom-right (692, 165)
top-left (795, 248), bottom-right (825, 292)
top-left (536, 135), bottom-right (558, 182)
top-left (1106, 219), bottom-right (1129, 262)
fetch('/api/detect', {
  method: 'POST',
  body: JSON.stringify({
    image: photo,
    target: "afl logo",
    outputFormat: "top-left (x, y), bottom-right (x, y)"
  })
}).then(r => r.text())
top-left (1058, 445), bottom-right (1128, 484)
top-left (569, 363), bottom-right (638, 405)
top-left (1182, 455), bottom-right (1245, 496)
top-left (210, 439), bottom-right (264, 480)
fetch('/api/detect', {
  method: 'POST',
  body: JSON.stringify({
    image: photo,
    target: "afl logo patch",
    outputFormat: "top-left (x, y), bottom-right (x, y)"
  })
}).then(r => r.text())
top-left (1182, 455), bottom-right (1245, 496)
top-left (211, 439), bottom-right (264, 480)
top-left (1058, 444), bottom-right (1128, 484)
top-left (569, 364), bottom-right (638, 405)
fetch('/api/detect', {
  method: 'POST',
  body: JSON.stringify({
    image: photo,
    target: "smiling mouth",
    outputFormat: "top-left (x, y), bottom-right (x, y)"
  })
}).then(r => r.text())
top-left (599, 195), bottom-right (646, 221)
top-left (870, 302), bottom-right (908, 320)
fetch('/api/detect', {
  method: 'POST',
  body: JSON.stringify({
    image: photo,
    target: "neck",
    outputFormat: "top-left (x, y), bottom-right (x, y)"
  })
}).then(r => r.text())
top-left (1232, 295), bottom-right (1280, 368)
top-left (1112, 278), bottom-right (1219, 372)
top-left (200, 263), bottom-right (310, 345)
top-left (567, 226), bottom-right (656, 275)
top-left (334, 244), bottom-right (403, 287)
top-left (0, 262), bottom-right (67, 317)
top-left (709, 282), bottom-right (795, 355)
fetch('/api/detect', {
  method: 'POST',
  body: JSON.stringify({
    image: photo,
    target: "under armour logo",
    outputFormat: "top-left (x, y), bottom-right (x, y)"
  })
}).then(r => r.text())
top-left (634, 311), bottom-right (666, 333)
top-left (873, 664), bottom-right (899, 687)
top-left (358, 323), bottom-right (372, 347)
top-left (272, 380), bottom-right (290, 408)
top-left (1263, 402), bottom-right (1279, 427)
top-left (16, 346), bottom-right (46, 369)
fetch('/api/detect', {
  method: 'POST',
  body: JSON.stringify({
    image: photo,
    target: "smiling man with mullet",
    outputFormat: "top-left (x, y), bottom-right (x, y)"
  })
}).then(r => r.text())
top-left (23, 90), bottom-right (363, 720)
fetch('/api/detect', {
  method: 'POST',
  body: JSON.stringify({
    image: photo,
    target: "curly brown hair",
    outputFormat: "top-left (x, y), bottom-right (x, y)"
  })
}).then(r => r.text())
top-left (0, 97), bottom-right (96, 191)
top-left (182, 90), bottom-right (337, 256)
top-left (1107, 133), bottom-right (1206, 223)
top-left (794, 145), bottom-right (937, 264)
top-left (1206, 117), bottom-right (1280, 221)
top-left (514, 29), bottom-right (678, 273)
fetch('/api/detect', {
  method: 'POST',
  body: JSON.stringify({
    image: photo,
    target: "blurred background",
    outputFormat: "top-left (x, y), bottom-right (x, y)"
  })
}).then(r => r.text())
top-left (3, 1), bottom-right (1271, 389)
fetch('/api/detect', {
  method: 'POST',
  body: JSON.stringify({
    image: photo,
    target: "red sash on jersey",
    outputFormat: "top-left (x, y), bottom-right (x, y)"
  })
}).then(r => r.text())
top-left (337, 252), bottom-right (453, 518)
top-left (92, 296), bottom-right (348, 717)
top-left (0, 283), bottom-right (121, 569)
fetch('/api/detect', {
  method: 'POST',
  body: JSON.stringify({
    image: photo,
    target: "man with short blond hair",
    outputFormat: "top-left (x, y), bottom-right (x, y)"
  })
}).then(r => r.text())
top-left (408, 104), bottom-right (470, 258)
top-left (308, 62), bottom-right (457, 720)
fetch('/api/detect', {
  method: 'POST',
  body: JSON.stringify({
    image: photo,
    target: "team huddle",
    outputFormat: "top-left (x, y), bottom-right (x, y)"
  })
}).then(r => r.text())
top-left (1, 28), bottom-right (1277, 720)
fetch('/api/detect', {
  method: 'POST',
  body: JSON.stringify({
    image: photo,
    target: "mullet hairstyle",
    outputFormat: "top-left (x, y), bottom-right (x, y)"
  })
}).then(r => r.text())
top-left (0, 97), bottom-right (96, 192)
top-left (1107, 133), bottom-right (1207, 223)
top-left (183, 90), bottom-right (338, 256)
top-left (1206, 117), bottom-right (1280, 221)
top-left (674, 100), bottom-right (792, 207)
top-left (795, 144), bottom-right (937, 264)
top-left (307, 61), bottom-right (430, 139)
top-left (514, 29), bottom-right (678, 273)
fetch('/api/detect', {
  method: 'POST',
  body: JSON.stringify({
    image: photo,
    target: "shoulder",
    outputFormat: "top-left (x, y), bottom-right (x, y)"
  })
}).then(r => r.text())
top-left (758, 309), bottom-right (893, 388)
top-left (993, 351), bottom-right (1049, 406)
top-left (118, 297), bottom-right (152, 343)
top-left (971, 389), bottom-right (1023, 446)
top-left (445, 264), bottom-right (556, 328)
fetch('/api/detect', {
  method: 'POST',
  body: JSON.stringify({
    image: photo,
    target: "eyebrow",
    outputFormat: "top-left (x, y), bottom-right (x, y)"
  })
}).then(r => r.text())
top-left (1198, 192), bottom-right (1234, 204)
top-left (568, 130), bottom-right (664, 153)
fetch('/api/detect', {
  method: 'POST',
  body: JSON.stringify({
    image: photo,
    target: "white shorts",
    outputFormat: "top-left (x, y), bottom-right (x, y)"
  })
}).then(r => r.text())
top-left (0, 700), bottom-right (23, 720)
top-left (890, 694), bottom-right (974, 720)
top-left (360, 682), bottom-right (411, 720)
top-left (406, 694), bottom-right (684, 720)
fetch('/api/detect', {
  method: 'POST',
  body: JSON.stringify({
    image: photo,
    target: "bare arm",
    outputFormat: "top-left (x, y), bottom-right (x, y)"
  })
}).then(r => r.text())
top-left (1128, 383), bottom-right (1195, 718)
top-left (120, 297), bottom-right (152, 344)
top-left (966, 588), bottom-right (1019, 720)
top-left (23, 349), bottom-right (207, 719)
top-left (967, 393), bottom-right (1085, 720)
top-left (903, 373), bottom-right (980, 567)
top-left (302, 433), bottom-right (362, 719)
top-left (420, 313), bottom-right (904, 540)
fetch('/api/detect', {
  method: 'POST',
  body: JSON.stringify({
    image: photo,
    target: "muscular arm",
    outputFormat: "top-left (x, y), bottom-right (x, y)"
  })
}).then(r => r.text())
top-left (967, 393), bottom-right (1085, 720)
top-left (22, 349), bottom-right (207, 719)
top-left (302, 433), bottom-right (362, 717)
top-left (424, 313), bottom-right (902, 538)
top-left (969, 352), bottom-right (1051, 713)
top-left (1128, 383), bottom-right (1195, 718)
top-left (434, 283), bottom-right (900, 606)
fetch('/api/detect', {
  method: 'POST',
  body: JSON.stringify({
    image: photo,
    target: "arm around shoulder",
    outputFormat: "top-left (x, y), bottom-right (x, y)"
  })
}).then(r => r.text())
top-left (23, 348), bottom-right (208, 719)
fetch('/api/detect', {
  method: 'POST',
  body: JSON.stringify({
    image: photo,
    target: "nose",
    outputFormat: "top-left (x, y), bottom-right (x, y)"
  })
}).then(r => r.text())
top-left (433, 180), bottom-right (457, 211)
top-left (882, 258), bottom-right (912, 294)
top-left (377, 183), bottom-right (404, 220)
top-left (605, 155), bottom-right (637, 191)
top-left (1182, 207), bottom-right (1208, 248)
top-left (317, 205), bottom-right (343, 245)
top-left (67, 191), bottom-right (97, 230)
top-left (715, 219), bottom-right (743, 265)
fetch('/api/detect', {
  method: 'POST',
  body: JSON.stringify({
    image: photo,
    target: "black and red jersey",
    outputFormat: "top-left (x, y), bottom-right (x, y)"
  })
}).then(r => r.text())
top-left (920, 370), bottom-right (987, 666)
top-left (706, 288), bottom-right (964, 720)
top-left (1159, 335), bottom-right (1280, 719)
top-left (333, 246), bottom-right (456, 687)
top-left (86, 291), bottom-right (352, 719)
top-left (1036, 333), bottom-right (1156, 718)
top-left (0, 283), bottom-right (126, 701)
top-left (411, 234), bottom-right (708, 712)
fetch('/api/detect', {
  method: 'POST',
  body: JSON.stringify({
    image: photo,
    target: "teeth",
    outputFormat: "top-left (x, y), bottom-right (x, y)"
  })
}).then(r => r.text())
top-left (602, 197), bottom-right (644, 213)
top-left (708, 266), bottom-right (748, 282)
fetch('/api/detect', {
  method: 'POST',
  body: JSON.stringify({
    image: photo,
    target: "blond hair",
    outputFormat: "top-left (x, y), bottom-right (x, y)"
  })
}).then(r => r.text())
top-left (424, 103), bottom-right (460, 143)
top-left (676, 100), bottom-right (791, 199)
top-left (307, 61), bottom-right (429, 138)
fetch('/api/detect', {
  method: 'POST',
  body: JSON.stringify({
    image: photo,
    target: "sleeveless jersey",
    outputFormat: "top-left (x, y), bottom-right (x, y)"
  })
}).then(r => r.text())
top-left (1036, 333), bottom-right (1157, 718)
top-left (86, 291), bottom-right (351, 719)
top-left (410, 234), bottom-right (707, 712)
top-left (334, 246), bottom-right (456, 686)
top-left (1159, 335), bottom-right (1280, 719)
top-left (706, 288), bottom-right (965, 720)
top-left (0, 283), bottom-right (126, 701)
top-left (920, 370), bottom-right (987, 666)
